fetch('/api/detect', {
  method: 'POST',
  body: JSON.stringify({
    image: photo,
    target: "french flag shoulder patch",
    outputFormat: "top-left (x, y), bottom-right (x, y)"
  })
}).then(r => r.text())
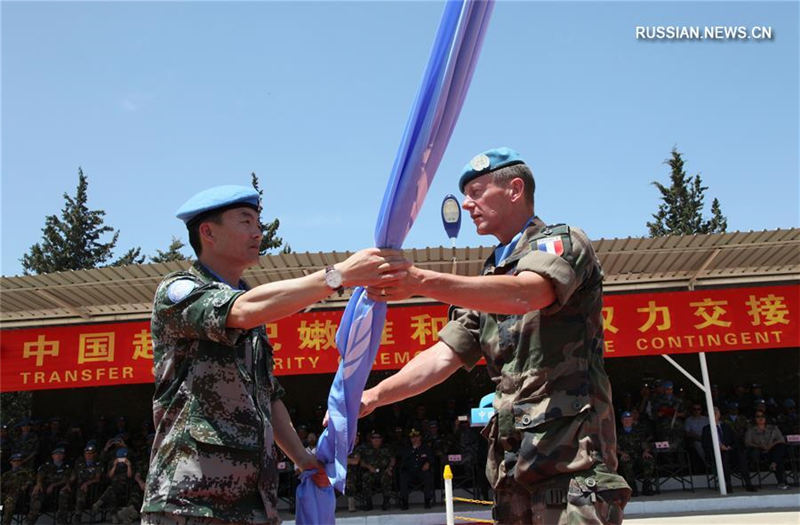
top-left (536, 236), bottom-right (565, 256)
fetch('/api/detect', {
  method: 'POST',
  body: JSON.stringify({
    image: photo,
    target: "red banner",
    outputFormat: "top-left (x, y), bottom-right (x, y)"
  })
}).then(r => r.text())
top-left (1, 285), bottom-right (797, 392)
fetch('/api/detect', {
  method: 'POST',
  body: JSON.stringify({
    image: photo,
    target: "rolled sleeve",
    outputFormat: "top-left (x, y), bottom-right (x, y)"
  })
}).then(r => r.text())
top-left (438, 306), bottom-right (482, 371)
top-left (515, 226), bottom-right (599, 315)
top-left (515, 251), bottom-right (577, 314)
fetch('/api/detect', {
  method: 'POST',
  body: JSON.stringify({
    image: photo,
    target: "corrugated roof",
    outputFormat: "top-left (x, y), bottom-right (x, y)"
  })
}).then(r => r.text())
top-left (2, 229), bottom-right (798, 328)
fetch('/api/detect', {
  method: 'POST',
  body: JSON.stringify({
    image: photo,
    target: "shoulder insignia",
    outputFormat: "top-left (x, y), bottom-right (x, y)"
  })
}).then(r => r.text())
top-left (536, 236), bottom-right (565, 256)
top-left (166, 279), bottom-right (197, 303)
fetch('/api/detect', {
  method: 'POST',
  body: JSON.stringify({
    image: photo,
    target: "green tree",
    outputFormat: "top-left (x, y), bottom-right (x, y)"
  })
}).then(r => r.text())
top-left (20, 168), bottom-right (143, 274)
top-left (250, 172), bottom-right (290, 254)
top-left (151, 236), bottom-right (189, 263)
top-left (113, 247), bottom-right (146, 266)
top-left (647, 148), bottom-right (728, 237)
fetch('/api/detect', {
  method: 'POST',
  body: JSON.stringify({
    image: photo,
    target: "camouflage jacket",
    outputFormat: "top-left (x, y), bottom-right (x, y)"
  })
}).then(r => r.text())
top-left (1, 467), bottom-right (34, 494)
top-left (438, 217), bottom-right (620, 491)
top-left (617, 425), bottom-right (652, 456)
top-left (36, 461), bottom-right (71, 487)
top-left (360, 446), bottom-right (394, 471)
top-left (142, 262), bottom-right (285, 523)
top-left (73, 458), bottom-right (103, 485)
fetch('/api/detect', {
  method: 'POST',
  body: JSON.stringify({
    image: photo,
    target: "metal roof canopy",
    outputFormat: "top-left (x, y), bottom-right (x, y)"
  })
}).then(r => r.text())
top-left (1, 228), bottom-right (798, 328)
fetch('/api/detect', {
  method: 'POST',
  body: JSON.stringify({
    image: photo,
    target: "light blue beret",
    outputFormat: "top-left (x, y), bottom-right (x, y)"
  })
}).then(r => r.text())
top-left (459, 147), bottom-right (526, 193)
top-left (176, 185), bottom-right (260, 224)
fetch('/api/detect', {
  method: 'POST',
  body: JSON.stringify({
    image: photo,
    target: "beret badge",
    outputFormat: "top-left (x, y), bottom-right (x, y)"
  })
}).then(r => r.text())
top-left (470, 153), bottom-right (491, 172)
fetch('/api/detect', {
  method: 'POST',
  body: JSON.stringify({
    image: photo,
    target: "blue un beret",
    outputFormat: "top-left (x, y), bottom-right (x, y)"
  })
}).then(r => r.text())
top-left (10, 453), bottom-right (23, 461)
top-left (459, 147), bottom-right (526, 193)
top-left (116, 447), bottom-right (128, 458)
top-left (621, 411), bottom-right (633, 418)
top-left (175, 185), bottom-right (260, 225)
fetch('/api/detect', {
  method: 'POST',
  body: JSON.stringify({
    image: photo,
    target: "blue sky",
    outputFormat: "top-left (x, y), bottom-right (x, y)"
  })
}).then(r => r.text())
top-left (2, 1), bottom-right (798, 277)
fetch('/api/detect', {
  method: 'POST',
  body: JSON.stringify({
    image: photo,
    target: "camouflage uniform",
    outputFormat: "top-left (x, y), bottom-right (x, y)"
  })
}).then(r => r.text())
top-left (616, 426), bottom-right (655, 496)
top-left (345, 446), bottom-right (361, 498)
top-left (438, 218), bottom-right (630, 524)
top-left (72, 457), bottom-right (103, 520)
top-left (2, 466), bottom-right (33, 525)
top-left (142, 262), bottom-right (285, 524)
top-left (359, 445), bottom-right (395, 509)
top-left (28, 460), bottom-right (72, 524)
top-left (92, 458), bottom-right (133, 514)
top-left (113, 454), bottom-right (150, 523)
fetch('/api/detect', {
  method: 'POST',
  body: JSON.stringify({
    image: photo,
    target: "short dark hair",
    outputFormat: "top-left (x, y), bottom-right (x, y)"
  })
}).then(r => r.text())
top-left (187, 209), bottom-right (225, 256)
top-left (492, 163), bottom-right (535, 206)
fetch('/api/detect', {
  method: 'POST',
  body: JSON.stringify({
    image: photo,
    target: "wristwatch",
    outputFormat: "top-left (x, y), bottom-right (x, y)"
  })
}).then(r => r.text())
top-left (324, 265), bottom-right (344, 295)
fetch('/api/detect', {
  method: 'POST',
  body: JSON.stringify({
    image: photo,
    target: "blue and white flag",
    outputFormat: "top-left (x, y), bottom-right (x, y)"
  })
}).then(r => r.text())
top-left (295, 2), bottom-right (494, 522)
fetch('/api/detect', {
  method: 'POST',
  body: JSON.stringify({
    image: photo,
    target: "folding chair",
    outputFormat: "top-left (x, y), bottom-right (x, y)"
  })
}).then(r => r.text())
top-left (653, 440), bottom-right (694, 493)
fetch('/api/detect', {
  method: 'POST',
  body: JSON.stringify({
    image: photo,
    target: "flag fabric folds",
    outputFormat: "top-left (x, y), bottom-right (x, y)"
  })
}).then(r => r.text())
top-left (295, 1), bottom-right (494, 522)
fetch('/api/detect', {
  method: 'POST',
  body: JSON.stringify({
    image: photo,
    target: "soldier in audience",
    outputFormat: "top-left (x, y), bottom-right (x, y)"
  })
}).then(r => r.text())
top-left (723, 402), bottom-right (750, 444)
top-left (2, 453), bottom-right (34, 525)
top-left (345, 431), bottom-right (362, 512)
top-left (91, 447), bottom-right (134, 517)
top-left (397, 429), bottom-right (435, 510)
top-left (72, 443), bottom-right (103, 524)
top-left (28, 446), bottom-right (72, 525)
top-left (616, 412), bottom-right (655, 497)
top-left (359, 431), bottom-right (395, 510)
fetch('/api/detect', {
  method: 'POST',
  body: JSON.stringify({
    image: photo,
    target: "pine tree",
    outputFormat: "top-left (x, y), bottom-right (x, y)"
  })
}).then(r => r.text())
top-left (647, 148), bottom-right (728, 237)
top-left (113, 247), bottom-right (146, 266)
top-left (250, 172), bottom-right (290, 254)
top-left (151, 236), bottom-right (189, 263)
top-left (20, 168), bottom-right (142, 274)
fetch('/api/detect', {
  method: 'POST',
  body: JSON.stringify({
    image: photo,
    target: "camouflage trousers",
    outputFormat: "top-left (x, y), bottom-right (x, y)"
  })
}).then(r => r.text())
top-left (345, 466), bottom-right (362, 495)
top-left (617, 454), bottom-right (655, 489)
top-left (74, 486), bottom-right (92, 513)
top-left (2, 492), bottom-right (22, 525)
top-left (361, 470), bottom-right (393, 499)
top-left (492, 464), bottom-right (630, 525)
top-left (141, 512), bottom-right (278, 525)
top-left (92, 481), bottom-right (130, 512)
top-left (28, 486), bottom-right (72, 524)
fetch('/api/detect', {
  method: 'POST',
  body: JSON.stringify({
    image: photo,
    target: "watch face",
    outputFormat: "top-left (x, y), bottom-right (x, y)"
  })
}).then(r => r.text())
top-left (325, 268), bottom-right (343, 289)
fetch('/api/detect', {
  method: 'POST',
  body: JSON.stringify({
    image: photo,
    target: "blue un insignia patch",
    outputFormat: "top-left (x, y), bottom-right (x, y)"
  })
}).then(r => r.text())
top-left (166, 279), bottom-right (197, 303)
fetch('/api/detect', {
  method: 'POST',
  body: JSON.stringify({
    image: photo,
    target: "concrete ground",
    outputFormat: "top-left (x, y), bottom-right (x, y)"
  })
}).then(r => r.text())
top-left (18, 484), bottom-right (799, 524)
top-left (277, 485), bottom-right (800, 525)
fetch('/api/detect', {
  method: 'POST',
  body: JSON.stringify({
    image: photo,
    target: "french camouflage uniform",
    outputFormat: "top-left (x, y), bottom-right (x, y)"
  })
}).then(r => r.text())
top-left (438, 216), bottom-right (630, 524)
top-left (359, 445), bottom-right (395, 508)
top-left (28, 460), bottom-right (72, 524)
top-left (2, 465), bottom-right (34, 525)
top-left (72, 457), bottom-right (103, 519)
top-left (616, 426), bottom-right (655, 496)
top-left (142, 261), bottom-right (285, 524)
